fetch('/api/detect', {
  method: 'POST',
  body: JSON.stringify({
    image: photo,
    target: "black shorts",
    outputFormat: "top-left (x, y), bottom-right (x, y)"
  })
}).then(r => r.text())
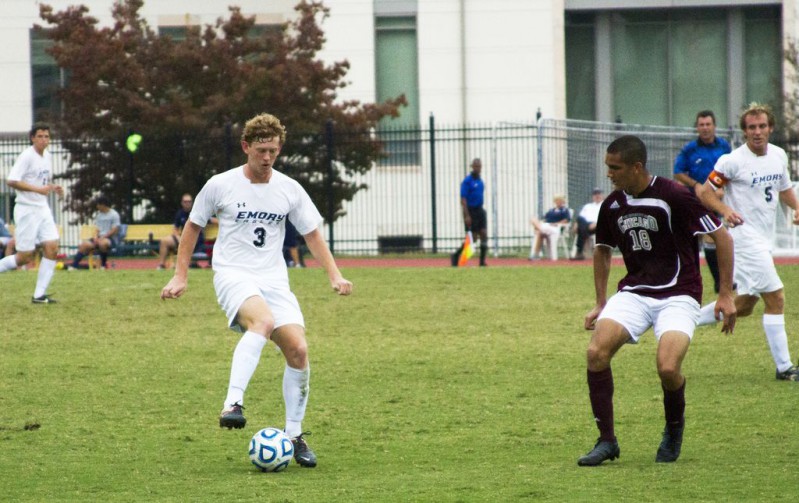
top-left (466, 206), bottom-right (487, 234)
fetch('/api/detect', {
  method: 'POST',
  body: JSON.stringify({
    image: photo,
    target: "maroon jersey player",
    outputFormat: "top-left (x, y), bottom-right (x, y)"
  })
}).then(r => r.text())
top-left (577, 135), bottom-right (737, 467)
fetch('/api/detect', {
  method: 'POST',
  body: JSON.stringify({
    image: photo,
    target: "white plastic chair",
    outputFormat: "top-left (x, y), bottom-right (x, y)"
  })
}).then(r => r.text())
top-left (529, 209), bottom-right (573, 260)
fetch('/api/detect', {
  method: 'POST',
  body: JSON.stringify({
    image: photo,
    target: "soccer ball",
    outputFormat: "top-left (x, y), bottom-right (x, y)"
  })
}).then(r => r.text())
top-left (248, 427), bottom-right (294, 472)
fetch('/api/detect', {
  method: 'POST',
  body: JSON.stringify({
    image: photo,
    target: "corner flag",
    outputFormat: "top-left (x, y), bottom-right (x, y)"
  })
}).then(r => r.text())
top-left (457, 231), bottom-right (474, 267)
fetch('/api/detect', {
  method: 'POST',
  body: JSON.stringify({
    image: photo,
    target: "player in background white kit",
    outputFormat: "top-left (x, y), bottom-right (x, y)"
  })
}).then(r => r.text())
top-left (160, 113), bottom-right (353, 467)
top-left (697, 103), bottom-right (799, 381)
top-left (0, 124), bottom-right (63, 303)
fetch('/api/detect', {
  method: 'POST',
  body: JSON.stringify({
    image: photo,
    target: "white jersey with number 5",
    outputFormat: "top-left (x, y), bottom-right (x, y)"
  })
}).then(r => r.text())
top-left (190, 166), bottom-right (323, 286)
top-left (711, 143), bottom-right (791, 252)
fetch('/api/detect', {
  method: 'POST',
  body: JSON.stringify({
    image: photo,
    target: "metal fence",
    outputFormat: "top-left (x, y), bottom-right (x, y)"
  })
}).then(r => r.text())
top-left (2, 118), bottom-right (799, 257)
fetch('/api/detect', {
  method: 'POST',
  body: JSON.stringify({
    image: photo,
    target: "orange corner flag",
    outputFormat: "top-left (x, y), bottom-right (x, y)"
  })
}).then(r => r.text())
top-left (457, 231), bottom-right (474, 267)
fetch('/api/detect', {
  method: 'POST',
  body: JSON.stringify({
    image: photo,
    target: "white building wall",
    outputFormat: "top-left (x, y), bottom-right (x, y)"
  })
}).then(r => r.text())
top-left (316, 0), bottom-right (377, 107)
top-left (0, 0), bottom-right (565, 132)
top-left (0, 0), bottom-right (297, 133)
top-left (2, 1), bottom-right (795, 131)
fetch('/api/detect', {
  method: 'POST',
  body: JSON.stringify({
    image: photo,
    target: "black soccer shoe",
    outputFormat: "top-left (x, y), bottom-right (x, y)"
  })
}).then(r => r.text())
top-left (292, 432), bottom-right (317, 468)
top-left (219, 403), bottom-right (246, 429)
top-left (577, 438), bottom-right (620, 466)
top-left (31, 295), bottom-right (57, 304)
top-left (655, 422), bottom-right (684, 463)
top-left (775, 366), bottom-right (799, 382)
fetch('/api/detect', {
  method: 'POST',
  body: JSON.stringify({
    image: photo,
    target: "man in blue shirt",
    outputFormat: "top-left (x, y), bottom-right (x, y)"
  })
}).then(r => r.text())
top-left (451, 158), bottom-right (488, 266)
top-left (673, 110), bottom-right (731, 293)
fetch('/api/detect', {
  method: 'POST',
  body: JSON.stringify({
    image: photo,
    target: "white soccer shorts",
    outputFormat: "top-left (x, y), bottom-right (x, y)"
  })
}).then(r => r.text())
top-left (733, 246), bottom-right (783, 297)
top-left (598, 291), bottom-right (700, 342)
top-left (12, 204), bottom-right (59, 252)
top-left (214, 271), bottom-right (305, 332)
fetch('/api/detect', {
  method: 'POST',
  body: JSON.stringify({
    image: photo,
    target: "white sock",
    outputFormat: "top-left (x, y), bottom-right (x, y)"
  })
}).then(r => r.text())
top-left (0, 254), bottom-right (18, 273)
top-left (763, 314), bottom-right (793, 372)
top-left (34, 258), bottom-right (56, 298)
top-left (283, 364), bottom-right (310, 438)
top-left (223, 331), bottom-right (267, 408)
top-left (697, 301), bottom-right (718, 326)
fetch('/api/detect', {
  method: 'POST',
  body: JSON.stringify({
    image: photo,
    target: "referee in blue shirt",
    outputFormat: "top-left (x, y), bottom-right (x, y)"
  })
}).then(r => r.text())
top-left (451, 158), bottom-right (488, 266)
top-left (673, 110), bottom-right (731, 293)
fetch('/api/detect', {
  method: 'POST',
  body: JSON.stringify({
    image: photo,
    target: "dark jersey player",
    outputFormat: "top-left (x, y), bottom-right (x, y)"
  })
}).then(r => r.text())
top-left (577, 135), bottom-right (737, 466)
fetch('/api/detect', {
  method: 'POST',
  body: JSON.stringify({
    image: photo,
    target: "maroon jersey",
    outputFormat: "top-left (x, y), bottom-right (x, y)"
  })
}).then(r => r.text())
top-left (595, 176), bottom-right (721, 303)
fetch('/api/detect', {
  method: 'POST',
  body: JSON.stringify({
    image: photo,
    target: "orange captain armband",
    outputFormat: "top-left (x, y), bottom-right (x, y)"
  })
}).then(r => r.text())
top-left (707, 170), bottom-right (727, 188)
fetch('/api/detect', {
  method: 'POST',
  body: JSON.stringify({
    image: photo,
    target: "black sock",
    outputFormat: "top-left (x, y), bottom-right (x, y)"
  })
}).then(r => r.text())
top-left (662, 379), bottom-right (686, 427)
top-left (587, 368), bottom-right (615, 442)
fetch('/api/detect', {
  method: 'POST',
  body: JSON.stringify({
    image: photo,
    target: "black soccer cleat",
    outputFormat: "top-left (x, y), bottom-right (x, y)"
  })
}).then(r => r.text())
top-left (655, 422), bottom-right (684, 463)
top-left (31, 295), bottom-right (57, 304)
top-left (291, 432), bottom-right (317, 468)
top-left (219, 403), bottom-right (246, 429)
top-left (577, 438), bottom-right (620, 466)
top-left (775, 366), bottom-right (799, 382)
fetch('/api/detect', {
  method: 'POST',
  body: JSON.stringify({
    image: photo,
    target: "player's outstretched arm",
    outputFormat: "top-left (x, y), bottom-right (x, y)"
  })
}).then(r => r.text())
top-left (160, 221), bottom-right (203, 300)
top-left (303, 228), bottom-right (352, 296)
top-left (709, 226), bottom-right (737, 334)
top-left (699, 180), bottom-right (743, 227)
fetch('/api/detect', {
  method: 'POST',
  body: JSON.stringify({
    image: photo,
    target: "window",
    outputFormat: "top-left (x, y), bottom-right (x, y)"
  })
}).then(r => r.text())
top-left (30, 29), bottom-right (65, 123)
top-left (744, 7), bottom-right (782, 114)
top-left (158, 26), bottom-right (191, 41)
top-left (375, 16), bottom-right (420, 165)
top-left (565, 7), bottom-right (781, 127)
top-left (565, 12), bottom-right (596, 121)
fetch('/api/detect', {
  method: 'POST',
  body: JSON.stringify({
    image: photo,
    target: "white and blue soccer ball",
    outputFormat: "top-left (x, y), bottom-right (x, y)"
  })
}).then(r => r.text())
top-left (248, 427), bottom-right (294, 472)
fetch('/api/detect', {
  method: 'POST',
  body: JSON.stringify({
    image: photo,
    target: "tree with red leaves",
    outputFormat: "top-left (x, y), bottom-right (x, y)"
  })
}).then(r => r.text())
top-left (38, 0), bottom-right (405, 222)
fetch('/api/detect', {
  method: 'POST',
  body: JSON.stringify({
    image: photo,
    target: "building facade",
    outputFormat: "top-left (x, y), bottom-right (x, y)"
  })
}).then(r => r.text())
top-left (0, 0), bottom-right (794, 131)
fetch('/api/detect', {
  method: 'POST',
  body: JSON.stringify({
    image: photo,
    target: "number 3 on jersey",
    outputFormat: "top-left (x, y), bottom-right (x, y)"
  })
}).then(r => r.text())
top-left (253, 227), bottom-right (266, 247)
top-left (629, 229), bottom-right (652, 251)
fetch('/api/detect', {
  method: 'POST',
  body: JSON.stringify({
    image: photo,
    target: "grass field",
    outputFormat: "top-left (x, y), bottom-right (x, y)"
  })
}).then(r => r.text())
top-left (1, 264), bottom-right (798, 502)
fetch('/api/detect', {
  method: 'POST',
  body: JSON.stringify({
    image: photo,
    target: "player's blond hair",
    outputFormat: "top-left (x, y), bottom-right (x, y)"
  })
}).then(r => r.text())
top-left (739, 102), bottom-right (775, 130)
top-left (241, 113), bottom-right (287, 145)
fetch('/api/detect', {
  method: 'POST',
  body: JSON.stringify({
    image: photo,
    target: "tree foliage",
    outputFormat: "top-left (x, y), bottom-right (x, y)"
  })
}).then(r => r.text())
top-left (38, 0), bottom-right (405, 222)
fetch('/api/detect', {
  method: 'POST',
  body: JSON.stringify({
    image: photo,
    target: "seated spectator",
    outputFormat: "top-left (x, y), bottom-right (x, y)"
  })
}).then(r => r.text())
top-left (529, 195), bottom-right (571, 261)
top-left (157, 193), bottom-right (209, 270)
top-left (69, 196), bottom-right (121, 270)
top-left (283, 219), bottom-right (305, 268)
top-left (570, 187), bottom-right (604, 260)
top-left (0, 217), bottom-right (14, 258)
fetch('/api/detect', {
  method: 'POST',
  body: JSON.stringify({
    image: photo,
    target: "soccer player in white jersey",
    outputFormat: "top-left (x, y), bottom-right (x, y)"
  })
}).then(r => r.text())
top-left (0, 124), bottom-right (63, 303)
top-left (697, 103), bottom-right (799, 381)
top-left (160, 113), bottom-right (352, 467)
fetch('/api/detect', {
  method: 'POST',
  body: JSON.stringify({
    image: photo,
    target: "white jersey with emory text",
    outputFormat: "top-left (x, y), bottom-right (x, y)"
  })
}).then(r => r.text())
top-left (8, 146), bottom-right (53, 207)
top-left (712, 143), bottom-right (791, 252)
top-left (190, 166), bottom-right (323, 285)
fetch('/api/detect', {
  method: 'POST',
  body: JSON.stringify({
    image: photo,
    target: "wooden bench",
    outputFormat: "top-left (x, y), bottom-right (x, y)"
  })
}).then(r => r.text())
top-left (78, 222), bottom-right (218, 266)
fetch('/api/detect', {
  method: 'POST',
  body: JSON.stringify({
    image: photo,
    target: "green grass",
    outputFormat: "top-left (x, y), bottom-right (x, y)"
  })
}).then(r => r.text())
top-left (1, 264), bottom-right (798, 502)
